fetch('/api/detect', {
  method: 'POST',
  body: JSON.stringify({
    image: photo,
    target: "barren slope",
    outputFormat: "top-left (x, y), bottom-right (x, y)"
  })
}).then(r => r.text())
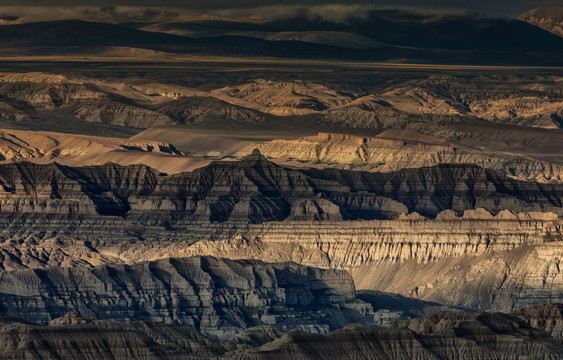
top-left (0, 129), bottom-right (211, 174)
top-left (2, 304), bottom-right (561, 359)
top-left (0, 158), bottom-right (560, 311)
top-left (520, 6), bottom-right (563, 38)
top-left (236, 130), bottom-right (563, 183)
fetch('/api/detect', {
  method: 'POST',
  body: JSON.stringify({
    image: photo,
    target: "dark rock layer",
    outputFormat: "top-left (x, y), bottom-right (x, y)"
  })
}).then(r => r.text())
top-left (0, 256), bottom-right (370, 339)
top-left (1, 304), bottom-right (562, 360)
top-left (0, 152), bottom-right (563, 223)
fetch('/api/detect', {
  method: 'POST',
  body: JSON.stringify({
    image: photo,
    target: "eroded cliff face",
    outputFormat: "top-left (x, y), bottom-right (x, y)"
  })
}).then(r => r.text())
top-left (236, 131), bottom-right (563, 183)
top-left (0, 256), bottom-right (373, 339)
top-left (1, 154), bottom-right (563, 222)
top-left (109, 212), bottom-right (563, 311)
top-left (0, 210), bottom-right (560, 312)
top-left (245, 308), bottom-right (563, 360)
top-left (3, 304), bottom-right (562, 360)
top-left (0, 158), bottom-right (561, 312)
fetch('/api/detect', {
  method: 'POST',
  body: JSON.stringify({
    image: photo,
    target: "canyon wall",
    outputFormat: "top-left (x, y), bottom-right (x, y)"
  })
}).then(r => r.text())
top-left (0, 256), bottom-right (373, 339)
top-left (236, 131), bottom-right (563, 183)
top-left (2, 153), bottom-right (563, 222)
top-left (0, 210), bottom-right (560, 312)
top-left (0, 158), bottom-right (561, 316)
top-left (2, 304), bottom-right (561, 360)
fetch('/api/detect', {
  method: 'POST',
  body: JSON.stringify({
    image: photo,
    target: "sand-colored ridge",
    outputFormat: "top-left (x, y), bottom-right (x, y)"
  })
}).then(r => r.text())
top-left (0, 129), bottom-right (213, 174)
top-left (234, 129), bottom-right (563, 183)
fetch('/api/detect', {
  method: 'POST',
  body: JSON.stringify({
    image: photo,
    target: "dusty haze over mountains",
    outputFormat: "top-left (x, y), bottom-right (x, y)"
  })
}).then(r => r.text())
top-left (0, 1), bottom-right (562, 359)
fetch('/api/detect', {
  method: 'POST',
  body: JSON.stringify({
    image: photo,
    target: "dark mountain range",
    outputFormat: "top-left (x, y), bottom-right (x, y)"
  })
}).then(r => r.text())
top-left (520, 6), bottom-right (563, 38)
top-left (0, 14), bottom-right (562, 65)
top-left (265, 10), bottom-right (563, 52)
top-left (0, 20), bottom-right (185, 45)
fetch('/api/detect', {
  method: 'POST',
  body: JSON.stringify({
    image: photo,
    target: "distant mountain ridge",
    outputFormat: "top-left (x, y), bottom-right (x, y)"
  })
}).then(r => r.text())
top-left (520, 6), bottom-right (563, 38)
top-left (0, 12), bottom-right (562, 65)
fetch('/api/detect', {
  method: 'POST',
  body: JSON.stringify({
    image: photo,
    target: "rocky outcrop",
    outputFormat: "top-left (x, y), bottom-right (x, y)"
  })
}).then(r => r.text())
top-left (210, 80), bottom-right (355, 116)
top-left (244, 309), bottom-right (563, 360)
top-left (236, 130), bottom-right (563, 183)
top-left (0, 315), bottom-right (226, 360)
top-left (1, 153), bottom-right (563, 222)
top-left (2, 305), bottom-right (562, 360)
top-left (514, 303), bottom-right (563, 339)
top-left (0, 256), bottom-right (374, 339)
top-left (0, 80), bottom-right (172, 128)
top-left (0, 210), bottom-right (560, 312)
top-left (155, 96), bottom-right (268, 124)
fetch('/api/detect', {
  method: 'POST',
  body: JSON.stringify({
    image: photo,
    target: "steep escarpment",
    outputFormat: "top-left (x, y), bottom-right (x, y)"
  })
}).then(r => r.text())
top-left (244, 310), bottom-right (563, 360)
top-left (0, 256), bottom-right (374, 339)
top-left (0, 156), bottom-right (561, 312)
top-left (1, 153), bottom-right (563, 222)
top-left (112, 212), bottom-right (563, 311)
top-left (2, 304), bottom-right (562, 360)
top-left (236, 130), bottom-right (563, 183)
top-left (0, 210), bottom-right (560, 311)
top-left (0, 314), bottom-right (230, 359)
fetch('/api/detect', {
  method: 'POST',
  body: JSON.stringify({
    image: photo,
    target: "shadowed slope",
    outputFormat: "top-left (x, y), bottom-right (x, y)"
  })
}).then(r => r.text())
top-left (1, 304), bottom-right (562, 359)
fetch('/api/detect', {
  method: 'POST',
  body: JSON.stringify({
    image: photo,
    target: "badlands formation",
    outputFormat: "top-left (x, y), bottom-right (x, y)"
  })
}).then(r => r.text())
top-left (0, 304), bottom-right (562, 359)
top-left (0, 153), bottom-right (560, 316)
top-left (235, 130), bottom-right (563, 183)
top-left (1, 69), bottom-right (563, 355)
top-left (0, 6), bottom-right (563, 356)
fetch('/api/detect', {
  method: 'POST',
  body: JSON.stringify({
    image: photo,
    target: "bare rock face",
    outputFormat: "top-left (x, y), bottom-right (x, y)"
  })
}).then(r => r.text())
top-left (49, 312), bottom-right (92, 326)
top-left (4, 72), bottom-right (563, 136)
top-left (0, 211), bottom-right (560, 312)
top-left (210, 79), bottom-right (354, 116)
top-left (520, 6), bottom-right (563, 38)
top-left (0, 316), bottom-right (225, 360)
top-left (514, 303), bottom-right (563, 339)
top-left (0, 256), bottom-right (372, 339)
top-left (2, 305), bottom-right (562, 360)
top-left (1, 154), bottom-right (563, 222)
top-left (236, 306), bottom-right (563, 360)
top-left (236, 130), bottom-right (563, 183)
top-left (0, 79), bottom-right (172, 128)
top-left (0, 157), bottom-right (561, 312)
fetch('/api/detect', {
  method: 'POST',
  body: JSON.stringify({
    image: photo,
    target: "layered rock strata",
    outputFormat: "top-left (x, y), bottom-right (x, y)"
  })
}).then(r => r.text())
top-left (0, 157), bottom-right (561, 312)
top-left (236, 131), bottom-right (563, 183)
top-left (1, 153), bottom-right (563, 222)
top-left (245, 306), bottom-right (563, 360)
top-left (0, 256), bottom-right (373, 338)
top-left (1, 304), bottom-right (562, 360)
top-left (0, 210), bottom-right (560, 311)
